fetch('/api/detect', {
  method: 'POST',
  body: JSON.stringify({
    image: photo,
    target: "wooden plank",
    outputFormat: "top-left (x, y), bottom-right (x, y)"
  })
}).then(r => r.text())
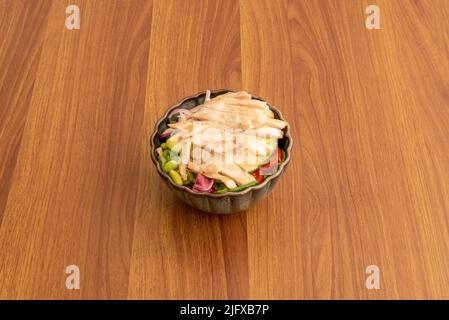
top-left (240, 0), bottom-right (305, 299)
top-left (0, 0), bottom-right (52, 225)
top-left (127, 0), bottom-right (245, 299)
top-left (241, 0), bottom-right (449, 298)
top-left (0, 0), bottom-right (153, 299)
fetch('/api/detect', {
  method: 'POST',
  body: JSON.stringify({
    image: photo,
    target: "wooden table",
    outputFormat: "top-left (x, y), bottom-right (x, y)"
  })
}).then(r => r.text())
top-left (1, 0), bottom-right (448, 299)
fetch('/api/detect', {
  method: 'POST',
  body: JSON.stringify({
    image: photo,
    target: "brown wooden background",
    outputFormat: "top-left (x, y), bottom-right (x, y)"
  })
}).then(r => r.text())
top-left (1, 0), bottom-right (448, 299)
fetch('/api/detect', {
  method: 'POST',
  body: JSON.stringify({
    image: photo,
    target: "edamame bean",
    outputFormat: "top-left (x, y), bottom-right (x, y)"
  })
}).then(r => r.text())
top-left (162, 149), bottom-right (171, 159)
top-left (163, 160), bottom-right (178, 172)
top-left (165, 137), bottom-right (177, 149)
top-left (182, 173), bottom-right (192, 185)
top-left (187, 172), bottom-right (195, 184)
top-left (158, 155), bottom-right (167, 168)
top-left (169, 170), bottom-right (183, 185)
top-left (166, 137), bottom-right (182, 153)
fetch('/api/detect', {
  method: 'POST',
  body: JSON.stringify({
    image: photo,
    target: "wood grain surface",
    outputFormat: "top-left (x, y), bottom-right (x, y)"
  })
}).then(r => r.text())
top-left (0, 0), bottom-right (448, 299)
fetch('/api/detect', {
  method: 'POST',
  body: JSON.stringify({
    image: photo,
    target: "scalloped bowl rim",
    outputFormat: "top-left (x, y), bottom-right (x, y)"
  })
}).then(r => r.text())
top-left (150, 89), bottom-right (293, 198)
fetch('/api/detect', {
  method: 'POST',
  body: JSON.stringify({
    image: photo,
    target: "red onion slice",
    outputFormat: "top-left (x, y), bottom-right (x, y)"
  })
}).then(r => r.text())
top-left (160, 128), bottom-right (175, 139)
top-left (259, 149), bottom-right (279, 175)
top-left (193, 173), bottom-right (214, 192)
top-left (168, 108), bottom-right (192, 119)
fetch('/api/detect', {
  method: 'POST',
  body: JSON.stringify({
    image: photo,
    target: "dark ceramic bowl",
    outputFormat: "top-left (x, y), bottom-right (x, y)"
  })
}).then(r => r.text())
top-left (150, 89), bottom-right (292, 214)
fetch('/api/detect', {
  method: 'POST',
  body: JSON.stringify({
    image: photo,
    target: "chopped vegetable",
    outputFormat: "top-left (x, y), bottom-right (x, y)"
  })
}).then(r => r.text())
top-left (169, 170), bottom-right (183, 185)
top-left (162, 149), bottom-right (171, 159)
top-left (163, 160), bottom-right (178, 172)
top-left (214, 181), bottom-right (227, 191)
top-left (229, 181), bottom-right (258, 192)
top-left (205, 90), bottom-right (211, 101)
top-left (214, 188), bottom-right (229, 194)
top-left (193, 173), bottom-right (214, 192)
top-left (259, 148), bottom-right (279, 176)
top-left (166, 136), bottom-right (181, 152)
top-left (187, 172), bottom-right (196, 184)
top-left (168, 108), bottom-right (192, 119)
top-left (160, 128), bottom-right (175, 139)
top-left (251, 170), bottom-right (264, 183)
top-left (158, 155), bottom-right (167, 169)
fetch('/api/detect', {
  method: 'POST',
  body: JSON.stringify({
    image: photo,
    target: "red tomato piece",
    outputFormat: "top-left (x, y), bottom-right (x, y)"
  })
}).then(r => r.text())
top-left (252, 170), bottom-right (265, 183)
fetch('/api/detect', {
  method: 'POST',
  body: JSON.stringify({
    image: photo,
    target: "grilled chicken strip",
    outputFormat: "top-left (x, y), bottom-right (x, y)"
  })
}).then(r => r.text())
top-left (187, 162), bottom-right (238, 189)
top-left (167, 91), bottom-right (285, 191)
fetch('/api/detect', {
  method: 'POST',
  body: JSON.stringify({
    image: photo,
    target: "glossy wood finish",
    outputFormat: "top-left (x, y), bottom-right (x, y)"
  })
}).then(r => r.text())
top-left (0, 0), bottom-right (448, 299)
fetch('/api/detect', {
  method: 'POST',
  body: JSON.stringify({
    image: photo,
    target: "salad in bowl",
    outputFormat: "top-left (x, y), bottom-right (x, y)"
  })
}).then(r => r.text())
top-left (151, 89), bottom-right (292, 213)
